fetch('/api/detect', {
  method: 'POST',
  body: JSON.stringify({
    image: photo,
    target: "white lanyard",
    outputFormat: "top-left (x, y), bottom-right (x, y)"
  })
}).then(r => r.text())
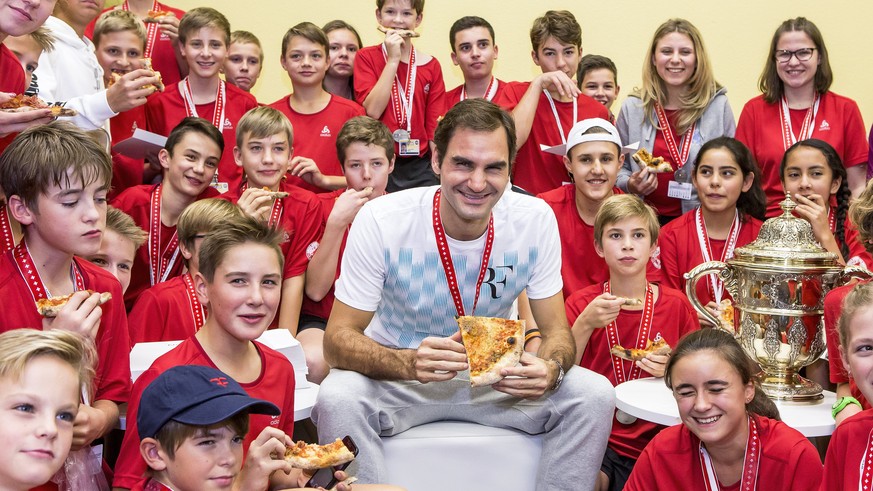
top-left (180, 78), bottom-right (226, 133)
top-left (779, 94), bottom-right (820, 150)
top-left (543, 90), bottom-right (577, 145)
top-left (381, 44), bottom-right (417, 132)
top-left (695, 208), bottom-right (741, 302)
top-left (461, 77), bottom-right (498, 102)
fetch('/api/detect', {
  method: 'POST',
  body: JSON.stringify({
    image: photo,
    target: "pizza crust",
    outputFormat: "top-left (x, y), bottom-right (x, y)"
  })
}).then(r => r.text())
top-left (376, 25), bottom-right (420, 38)
top-left (143, 10), bottom-right (171, 22)
top-left (36, 290), bottom-right (112, 318)
top-left (457, 316), bottom-right (525, 387)
top-left (0, 95), bottom-right (77, 117)
top-left (610, 338), bottom-right (671, 362)
top-left (719, 299), bottom-right (735, 333)
top-left (632, 148), bottom-right (673, 173)
top-left (284, 439), bottom-right (355, 470)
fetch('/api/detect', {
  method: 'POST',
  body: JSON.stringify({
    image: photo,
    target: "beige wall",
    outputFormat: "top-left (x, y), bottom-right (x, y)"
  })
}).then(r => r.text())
top-left (149, 1), bottom-right (873, 131)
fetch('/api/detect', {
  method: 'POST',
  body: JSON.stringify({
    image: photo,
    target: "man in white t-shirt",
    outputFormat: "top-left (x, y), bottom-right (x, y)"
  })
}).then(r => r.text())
top-left (312, 98), bottom-right (615, 490)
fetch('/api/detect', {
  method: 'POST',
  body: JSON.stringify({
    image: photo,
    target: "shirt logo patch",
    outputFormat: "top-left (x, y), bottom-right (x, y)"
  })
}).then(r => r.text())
top-left (424, 83), bottom-right (431, 94)
top-left (223, 118), bottom-right (234, 130)
top-left (650, 246), bottom-right (662, 270)
top-left (818, 119), bottom-right (830, 132)
top-left (306, 241), bottom-right (319, 260)
top-left (320, 125), bottom-right (331, 137)
top-left (270, 415), bottom-right (280, 427)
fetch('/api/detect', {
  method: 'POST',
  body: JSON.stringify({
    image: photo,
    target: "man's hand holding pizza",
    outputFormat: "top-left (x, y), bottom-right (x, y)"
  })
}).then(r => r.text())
top-left (413, 331), bottom-right (468, 383)
top-left (492, 352), bottom-right (555, 399)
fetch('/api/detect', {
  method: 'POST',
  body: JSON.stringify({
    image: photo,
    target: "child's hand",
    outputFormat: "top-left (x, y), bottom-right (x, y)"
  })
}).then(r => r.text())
top-left (290, 156), bottom-right (330, 188)
top-left (156, 13), bottom-right (180, 42)
top-left (237, 187), bottom-right (274, 223)
top-left (44, 291), bottom-right (103, 339)
top-left (105, 69), bottom-right (160, 113)
top-left (534, 71), bottom-right (580, 100)
top-left (0, 93), bottom-right (53, 137)
top-left (576, 293), bottom-right (624, 332)
top-left (637, 352), bottom-right (668, 378)
top-left (793, 194), bottom-right (831, 238)
top-left (381, 29), bottom-right (405, 63)
top-left (628, 166), bottom-right (658, 196)
top-left (236, 427), bottom-right (293, 491)
top-left (698, 301), bottom-right (719, 328)
top-left (329, 188), bottom-right (373, 228)
top-left (71, 403), bottom-right (109, 449)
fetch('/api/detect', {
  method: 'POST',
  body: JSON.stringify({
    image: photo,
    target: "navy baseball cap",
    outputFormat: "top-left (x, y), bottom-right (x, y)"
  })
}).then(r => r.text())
top-left (137, 365), bottom-right (281, 439)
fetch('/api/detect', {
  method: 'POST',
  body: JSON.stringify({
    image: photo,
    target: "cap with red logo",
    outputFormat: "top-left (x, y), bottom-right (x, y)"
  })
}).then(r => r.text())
top-left (137, 365), bottom-right (280, 438)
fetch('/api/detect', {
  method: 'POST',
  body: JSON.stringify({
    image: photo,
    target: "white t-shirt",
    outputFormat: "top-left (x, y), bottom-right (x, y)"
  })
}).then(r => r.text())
top-left (335, 186), bottom-right (563, 349)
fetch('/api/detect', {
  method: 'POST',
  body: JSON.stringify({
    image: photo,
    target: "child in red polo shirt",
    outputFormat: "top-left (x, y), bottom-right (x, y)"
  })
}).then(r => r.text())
top-left (0, 122), bottom-right (132, 490)
top-left (444, 16), bottom-right (509, 112)
top-left (566, 194), bottom-right (698, 491)
top-left (269, 22), bottom-right (365, 194)
top-left (355, 0), bottom-right (445, 191)
top-left (224, 30), bottom-right (262, 93)
top-left (504, 10), bottom-right (608, 195)
top-left (145, 7), bottom-right (257, 193)
top-left (577, 54), bottom-right (620, 123)
top-left (538, 118), bottom-right (624, 300)
top-left (127, 198), bottom-right (242, 345)
top-left (112, 117), bottom-right (223, 308)
top-left (225, 106), bottom-right (322, 334)
top-left (301, 116), bottom-right (394, 383)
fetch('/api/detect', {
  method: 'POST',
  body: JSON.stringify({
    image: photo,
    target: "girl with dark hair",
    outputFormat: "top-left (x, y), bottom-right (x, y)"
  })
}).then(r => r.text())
top-left (736, 17), bottom-right (867, 217)
top-left (780, 139), bottom-right (872, 268)
top-left (652, 137), bottom-right (766, 326)
top-left (322, 20), bottom-right (362, 101)
top-left (625, 328), bottom-right (822, 490)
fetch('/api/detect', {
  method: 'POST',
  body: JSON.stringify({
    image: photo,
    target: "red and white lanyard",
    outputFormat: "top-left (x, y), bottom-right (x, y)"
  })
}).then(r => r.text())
top-left (148, 184), bottom-right (180, 285)
top-left (858, 427), bottom-right (873, 491)
top-left (779, 94), bottom-right (820, 151)
top-left (432, 189), bottom-right (493, 317)
top-left (180, 77), bottom-right (226, 133)
top-left (828, 208), bottom-right (836, 233)
top-left (13, 242), bottom-right (84, 301)
top-left (460, 77), bottom-right (498, 102)
top-left (182, 273), bottom-right (206, 330)
top-left (382, 45), bottom-right (417, 133)
top-left (654, 103), bottom-right (696, 171)
top-left (122, 1), bottom-right (159, 58)
top-left (241, 182), bottom-right (283, 226)
top-left (699, 415), bottom-right (760, 491)
top-left (543, 91), bottom-right (578, 146)
top-left (604, 281), bottom-right (654, 384)
top-left (695, 208), bottom-right (741, 302)
top-left (0, 206), bottom-right (14, 254)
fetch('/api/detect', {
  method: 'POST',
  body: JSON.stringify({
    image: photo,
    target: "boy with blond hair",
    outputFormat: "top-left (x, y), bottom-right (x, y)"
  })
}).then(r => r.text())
top-left (224, 30), bottom-right (263, 92)
top-left (566, 194), bottom-right (698, 491)
top-left (112, 117), bottom-right (223, 308)
top-left (2, 27), bottom-right (54, 95)
top-left (127, 198), bottom-right (242, 345)
top-left (504, 10), bottom-right (609, 195)
top-left (0, 122), bottom-right (132, 489)
top-left (225, 105), bottom-right (323, 336)
top-left (146, 7), bottom-right (258, 193)
top-left (355, 0), bottom-right (445, 191)
top-left (270, 22), bottom-right (365, 193)
top-left (85, 206), bottom-right (147, 295)
top-left (301, 116), bottom-right (395, 383)
top-left (0, 328), bottom-right (96, 491)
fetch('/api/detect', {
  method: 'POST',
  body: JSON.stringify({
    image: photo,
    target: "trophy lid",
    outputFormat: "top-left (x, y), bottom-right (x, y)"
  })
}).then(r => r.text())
top-left (731, 194), bottom-right (840, 267)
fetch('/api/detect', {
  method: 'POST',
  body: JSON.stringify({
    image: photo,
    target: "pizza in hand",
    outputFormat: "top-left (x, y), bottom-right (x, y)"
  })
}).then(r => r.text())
top-left (108, 58), bottom-right (164, 92)
top-left (718, 299), bottom-right (736, 333)
top-left (284, 439), bottom-right (356, 470)
top-left (632, 148), bottom-right (673, 173)
top-left (36, 290), bottom-right (112, 318)
top-left (0, 94), bottom-right (77, 117)
top-left (143, 10), bottom-right (172, 23)
top-left (610, 338), bottom-right (672, 362)
top-left (261, 186), bottom-right (289, 200)
top-left (457, 316), bottom-right (525, 387)
top-left (376, 25), bottom-right (420, 38)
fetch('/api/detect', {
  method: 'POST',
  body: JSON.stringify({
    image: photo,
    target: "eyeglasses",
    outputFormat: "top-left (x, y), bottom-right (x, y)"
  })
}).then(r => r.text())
top-left (775, 48), bottom-right (816, 62)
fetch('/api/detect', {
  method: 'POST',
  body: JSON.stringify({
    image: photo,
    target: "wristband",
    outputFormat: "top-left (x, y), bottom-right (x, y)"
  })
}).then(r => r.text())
top-left (524, 328), bottom-right (541, 347)
top-left (832, 396), bottom-right (862, 419)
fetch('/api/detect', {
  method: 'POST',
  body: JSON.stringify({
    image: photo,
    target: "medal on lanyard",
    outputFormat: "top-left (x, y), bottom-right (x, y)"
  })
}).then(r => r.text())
top-left (13, 242), bottom-right (85, 301)
top-left (543, 91), bottom-right (578, 148)
top-left (779, 94), bottom-right (820, 150)
top-left (383, 45), bottom-right (416, 142)
top-left (603, 282), bottom-right (654, 385)
top-left (654, 103), bottom-right (695, 181)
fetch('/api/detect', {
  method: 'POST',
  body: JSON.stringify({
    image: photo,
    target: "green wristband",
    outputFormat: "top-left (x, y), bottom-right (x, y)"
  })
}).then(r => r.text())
top-left (832, 396), bottom-right (862, 419)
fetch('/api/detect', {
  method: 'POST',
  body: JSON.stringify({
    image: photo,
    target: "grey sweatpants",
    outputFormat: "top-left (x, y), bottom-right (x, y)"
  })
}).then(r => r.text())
top-left (311, 366), bottom-right (615, 491)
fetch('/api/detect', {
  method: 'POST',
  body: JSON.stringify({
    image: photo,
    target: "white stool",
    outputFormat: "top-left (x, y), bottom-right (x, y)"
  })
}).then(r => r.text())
top-left (381, 421), bottom-right (543, 491)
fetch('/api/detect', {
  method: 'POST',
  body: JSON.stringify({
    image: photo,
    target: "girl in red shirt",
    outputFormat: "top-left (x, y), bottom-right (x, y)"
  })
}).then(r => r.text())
top-left (626, 328), bottom-right (822, 491)
top-left (322, 20), bottom-right (363, 102)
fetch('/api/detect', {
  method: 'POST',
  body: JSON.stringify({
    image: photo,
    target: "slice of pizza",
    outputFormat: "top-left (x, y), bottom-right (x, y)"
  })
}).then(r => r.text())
top-left (376, 25), bottom-right (420, 38)
top-left (36, 290), bottom-right (112, 318)
top-left (457, 316), bottom-right (524, 387)
top-left (143, 10), bottom-right (172, 23)
top-left (719, 299), bottom-right (735, 333)
top-left (631, 148), bottom-right (673, 173)
top-left (0, 94), bottom-right (77, 117)
top-left (610, 338), bottom-right (672, 362)
top-left (284, 439), bottom-right (356, 470)
top-left (141, 58), bottom-right (165, 92)
top-left (261, 186), bottom-right (289, 199)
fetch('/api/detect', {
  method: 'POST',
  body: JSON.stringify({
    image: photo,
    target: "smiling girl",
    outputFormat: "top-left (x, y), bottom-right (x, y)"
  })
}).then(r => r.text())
top-left (617, 18), bottom-right (735, 224)
top-left (625, 328), bottom-right (822, 491)
top-left (653, 137), bottom-right (766, 326)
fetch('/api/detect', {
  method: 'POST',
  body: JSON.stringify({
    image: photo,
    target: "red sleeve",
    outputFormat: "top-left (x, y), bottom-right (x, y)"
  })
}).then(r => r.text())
top-left (839, 97), bottom-right (868, 167)
top-left (844, 218), bottom-right (873, 268)
top-left (655, 227), bottom-right (682, 290)
top-left (820, 422), bottom-right (849, 491)
top-left (499, 81), bottom-right (527, 111)
top-left (623, 442), bottom-right (657, 491)
top-left (564, 290), bottom-right (591, 327)
top-left (0, 44), bottom-right (26, 94)
top-left (283, 195), bottom-right (325, 279)
top-left (825, 284), bottom-right (852, 384)
top-left (423, 59), bottom-right (446, 141)
top-left (144, 95), bottom-right (171, 137)
top-left (113, 367), bottom-right (161, 489)
top-left (352, 47), bottom-right (381, 110)
top-left (87, 265), bottom-right (132, 404)
top-left (782, 436), bottom-right (823, 491)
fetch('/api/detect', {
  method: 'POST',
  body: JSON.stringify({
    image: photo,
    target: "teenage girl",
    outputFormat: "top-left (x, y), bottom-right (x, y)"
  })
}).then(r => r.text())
top-left (322, 20), bottom-right (362, 101)
top-left (653, 137), bottom-right (766, 326)
top-left (617, 18), bottom-right (735, 224)
top-left (625, 328), bottom-right (822, 490)
top-left (780, 138), bottom-right (872, 268)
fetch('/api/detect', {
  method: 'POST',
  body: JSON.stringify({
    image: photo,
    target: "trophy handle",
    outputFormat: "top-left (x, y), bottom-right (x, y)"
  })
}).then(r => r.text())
top-left (840, 266), bottom-right (873, 285)
top-left (683, 261), bottom-right (731, 331)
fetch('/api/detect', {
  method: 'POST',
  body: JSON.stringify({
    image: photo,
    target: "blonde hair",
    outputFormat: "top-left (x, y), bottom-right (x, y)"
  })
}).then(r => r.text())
top-left (198, 215), bottom-right (283, 283)
top-left (28, 27), bottom-right (55, 52)
top-left (235, 106), bottom-right (294, 148)
top-left (848, 174), bottom-right (873, 246)
top-left (93, 10), bottom-right (147, 49)
top-left (179, 7), bottom-right (230, 46)
top-left (230, 30), bottom-right (263, 63)
top-left (838, 282), bottom-right (873, 355)
top-left (593, 194), bottom-right (660, 247)
top-left (106, 206), bottom-right (147, 249)
top-left (0, 329), bottom-right (96, 398)
top-left (177, 199), bottom-right (244, 251)
top-left (336, 116), bottom-right (394, 165)
top-left (634, 18), bottom-right (722, 136)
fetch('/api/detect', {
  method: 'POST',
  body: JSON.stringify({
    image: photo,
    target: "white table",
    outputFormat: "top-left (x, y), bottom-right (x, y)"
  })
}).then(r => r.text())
top-left (615, 378), bottom-right (836, 437)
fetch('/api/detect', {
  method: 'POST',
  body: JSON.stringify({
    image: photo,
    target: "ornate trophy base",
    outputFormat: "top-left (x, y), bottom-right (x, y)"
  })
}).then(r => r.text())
top-left (756, 370), bottom-right (823, 403)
